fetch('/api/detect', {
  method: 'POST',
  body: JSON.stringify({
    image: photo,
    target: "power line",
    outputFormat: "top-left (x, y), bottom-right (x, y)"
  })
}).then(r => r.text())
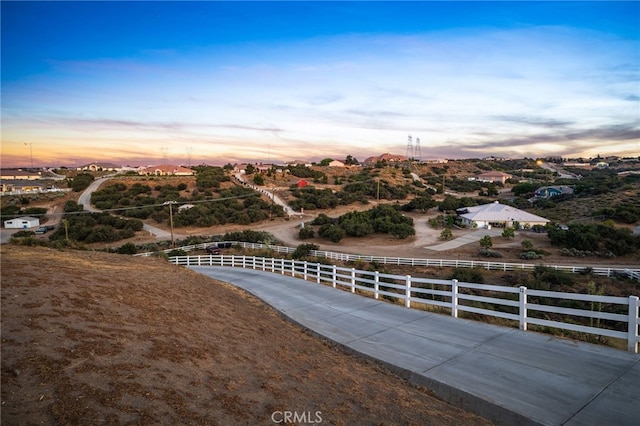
top-left (0, 192), bottom-right (260, 219)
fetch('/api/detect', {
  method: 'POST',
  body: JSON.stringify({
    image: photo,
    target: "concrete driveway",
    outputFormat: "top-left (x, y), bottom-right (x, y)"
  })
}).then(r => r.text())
top-left (425, 228), bottom-right (503, 251)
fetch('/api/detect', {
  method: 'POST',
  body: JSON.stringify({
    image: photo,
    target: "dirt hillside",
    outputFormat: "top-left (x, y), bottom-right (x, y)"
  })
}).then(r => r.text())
top-left (1, 245), bottom-right (491, 425)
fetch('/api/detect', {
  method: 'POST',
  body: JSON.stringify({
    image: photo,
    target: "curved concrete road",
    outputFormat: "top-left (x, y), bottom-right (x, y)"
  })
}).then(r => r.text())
top-left (77, 177), bottom-right (176, 240)
top-left (192, 266), bottom-right (640, 426)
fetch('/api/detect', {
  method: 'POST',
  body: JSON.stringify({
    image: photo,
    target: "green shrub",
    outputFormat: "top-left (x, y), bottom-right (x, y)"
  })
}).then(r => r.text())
top-left (116, 243), bottom-right (138, 255)
top-left (292, 243), bottom-right (319, 259)
top-left (519, 251), bottom-right (542, 260)
top-left (449, 268), bottom-right (484, 284)
top-left (298, 226), bottom-right (315, 239)
top-left (479, 248), bottom-right (502, 258)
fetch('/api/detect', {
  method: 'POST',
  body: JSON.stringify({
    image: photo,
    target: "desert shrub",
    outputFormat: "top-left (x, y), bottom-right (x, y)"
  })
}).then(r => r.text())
top-left (292, 243), bottom-right (319, 260)
top-left (223, 230), bottom-right (277, 244)
top-left (168, 249), bottom-right (187, 257)
top-left (298, 226), bottom-right (315, 239)
top-left (449, 268), bottom-right (484, 284)
top-left (532, 265), bottom-right (575, 290)
top-left (478, 249), bottom-right (503, 258)
top-left (519, 251), bottom-right (543, 260)
top-left (116, 243), bottom-right (137, 255)
top-left (521, 239), bottom-right (534, 251)
top-left (479, 235), bottom-right (493, 249)
top-left (560, 248), bottom-right (615, 258)
top-left (12, 230), bottom-right (35, 238)
top-left (439, 228), bottom-right (453, 240)
top-left (502, 227), bottom-right (515, 238)
top-left (318, 224), bottom-right (346, 243)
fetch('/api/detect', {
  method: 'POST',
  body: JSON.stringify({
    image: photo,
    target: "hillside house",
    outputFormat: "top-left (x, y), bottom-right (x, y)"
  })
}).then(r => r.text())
top-left (76, 162), bottom-right (121, 172)
top-left (297, 179), bottom-right (309, 188)
top-left (138, 165), bottom-right (194, 176)
top-left (0, 169), bottom-right (41, 180)
top-left (4, 216), bottom-right (40, 229)
top-left (457, 201), bottom-right (549, 229)
top-left (476, 171), bottom-right (513, 184)
top-left (328, 160), bottom-right (345, 167)
top-left (533, 185), bottom-right (574, 199)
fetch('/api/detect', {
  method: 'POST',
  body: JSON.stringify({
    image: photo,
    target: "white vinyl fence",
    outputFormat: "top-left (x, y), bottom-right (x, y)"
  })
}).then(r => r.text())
top-left (139, 240), bottom-right (640, 280)
top-left (171, 254), bottom-right (640, 353)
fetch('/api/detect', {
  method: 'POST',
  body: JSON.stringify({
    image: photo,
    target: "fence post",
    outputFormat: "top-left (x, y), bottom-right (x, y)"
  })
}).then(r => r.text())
top-left (628, 295), bottom-right (639, 353)
top-left (374, 271), bottom-right (380, 300)
top-left (405, 275), bottom-right (411, 308)
top-left (231, 255), bottom-right (235, 268)
top-left (281, 258), bottom-right (285, 275)
top-left (316, 263), bottom-right (321, 284)
top-left (303, 261), bottom-right (308, 280)
top-left (291, 260), bottom-right (295, 278)
top-left (519, 286), bottom-right (528, 331)
top-left (332, 265), bottom-right (337, 288)
top-left (451, 279), bottom-right (458, 318)
top-left (351, 268), bottom-right (356, 293)
top-left (242, 255), bottom-right (246, 268)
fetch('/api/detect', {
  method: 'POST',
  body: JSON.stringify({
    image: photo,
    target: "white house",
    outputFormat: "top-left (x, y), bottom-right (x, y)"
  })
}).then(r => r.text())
top-left (4, 216), bottom-right (40, 229)
top-left (328, 160), bottom-right (345, 167)
top-left (456, 201), bottom-right (549, 229)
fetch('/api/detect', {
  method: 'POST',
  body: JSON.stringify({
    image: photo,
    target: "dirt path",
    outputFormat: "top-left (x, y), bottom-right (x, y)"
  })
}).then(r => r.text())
top-left (1, 245), bottom-right (492, 425)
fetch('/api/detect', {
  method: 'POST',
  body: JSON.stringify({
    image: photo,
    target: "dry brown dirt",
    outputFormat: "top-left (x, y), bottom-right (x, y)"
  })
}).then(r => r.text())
top-left (1, 245), bottom-right (492, 425)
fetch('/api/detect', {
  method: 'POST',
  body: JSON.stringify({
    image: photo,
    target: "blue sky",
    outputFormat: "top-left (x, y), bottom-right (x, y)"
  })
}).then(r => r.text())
top-left (2, 1), bottom-right (639, 167)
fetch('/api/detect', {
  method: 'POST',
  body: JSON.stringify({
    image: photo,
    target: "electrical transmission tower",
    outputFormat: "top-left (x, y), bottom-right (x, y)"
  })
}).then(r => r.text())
top-left (414, 137), bottom-right (421, 162)
top-left (406, 135), bottom-right (413, 161)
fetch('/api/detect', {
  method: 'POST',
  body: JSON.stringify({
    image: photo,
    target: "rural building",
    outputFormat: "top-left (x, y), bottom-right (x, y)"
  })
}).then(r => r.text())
top-left (0, 169), bottom-right (41, 180)
top-left (76, 162), bottom-right (121, 172)
top-left (476, 171), bottom-right (513, 184)
top-left (138, 165), bottom-right (194, 176)
top-left (297, 179), bottom-right (309, 188)
top-left (456, 201), bottom-right (549, 229)
top-left (328, 160), bottom-right (345, 167)
top-left (533, 185), bottom-right (574, 199)
top-left (4, 216), bottom-right (40, 229)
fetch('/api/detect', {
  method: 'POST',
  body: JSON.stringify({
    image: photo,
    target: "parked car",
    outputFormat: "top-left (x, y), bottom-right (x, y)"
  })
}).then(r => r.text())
top-left (35, 225), bottom-right (55, 235)
top-left (205, 246), bottom-right (221, 255)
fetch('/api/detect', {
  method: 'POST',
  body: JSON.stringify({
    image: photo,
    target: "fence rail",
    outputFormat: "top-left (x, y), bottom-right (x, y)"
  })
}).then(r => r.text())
top-left (171, 254), bottom-right (640, 353)
top-left (138, 241), bottom-right (640, 281)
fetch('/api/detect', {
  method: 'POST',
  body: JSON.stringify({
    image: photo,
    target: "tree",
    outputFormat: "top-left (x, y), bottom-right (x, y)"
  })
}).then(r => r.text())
top-left (298, 226), bottom-right (315, 240)
top-left (253, 174), bottom-right (265, 185)
top-left (479, 235), bottom-right (493, 249)
top-left (345, 155), bottom-right (359, 165)
top-left (319, 158), bottom-right (334, 166)
top-left (245, 164), bottom-right (255, 175)
top-left (292, 243), bottom-right (319, 259)
top-left (502, 227), bottom-right (515, 239)
top-left (440, 228), bottom-right (453, 241)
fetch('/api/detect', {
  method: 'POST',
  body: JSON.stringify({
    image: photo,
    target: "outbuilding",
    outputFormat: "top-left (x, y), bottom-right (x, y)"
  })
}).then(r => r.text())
top-left (4, 216), bottom-right (40, 229)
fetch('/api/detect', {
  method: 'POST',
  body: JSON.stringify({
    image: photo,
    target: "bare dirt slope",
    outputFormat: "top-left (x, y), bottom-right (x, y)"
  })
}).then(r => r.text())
top-left (1, 245), bottom-right (491, 425)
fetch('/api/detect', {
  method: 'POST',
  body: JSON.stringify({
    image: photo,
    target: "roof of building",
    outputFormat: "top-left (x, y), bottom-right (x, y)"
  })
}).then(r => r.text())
top-left (78, 162), bottom-right (122, 168)
top-left (477, 171), bottom-right (513, 177)
top-left (139, 164), bottom-right (194, 174)
top-left (535, 185), bottom-right (574, 195)
top-left (457, 201), bottom-right (549, 224)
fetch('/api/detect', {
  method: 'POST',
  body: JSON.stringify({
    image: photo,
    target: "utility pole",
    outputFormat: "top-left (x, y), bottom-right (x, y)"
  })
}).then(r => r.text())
top-left (163, 201), bottom-right (177, 247)
top-left (376, 178), bottom-right (380, 201)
